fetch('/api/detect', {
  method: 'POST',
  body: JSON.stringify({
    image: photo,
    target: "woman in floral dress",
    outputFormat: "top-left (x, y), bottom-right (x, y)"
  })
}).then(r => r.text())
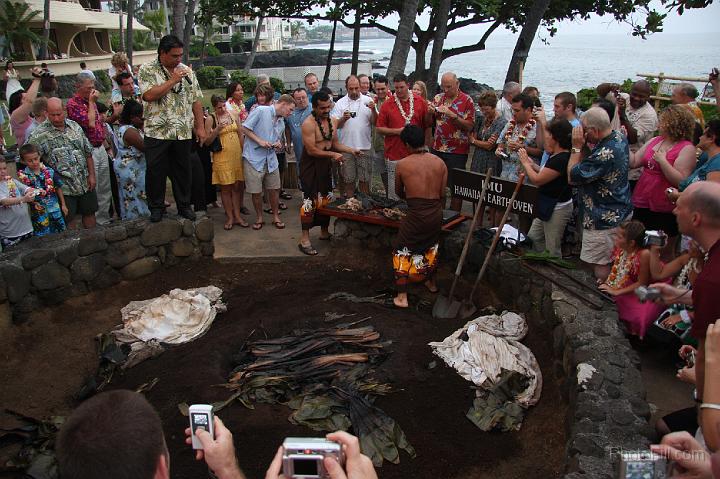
top-left (115, 100), bottom-right (150, 219)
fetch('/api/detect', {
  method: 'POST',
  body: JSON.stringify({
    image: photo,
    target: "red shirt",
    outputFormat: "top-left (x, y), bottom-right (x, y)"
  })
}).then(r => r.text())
top-left (66, 94), bottom-right (106, 147)
top-left (431, 91), bottom-right (475, 154)
top-left (690, 239), bottom-right (720, 339)
top-left (377, 92), bottom-right (428, 161)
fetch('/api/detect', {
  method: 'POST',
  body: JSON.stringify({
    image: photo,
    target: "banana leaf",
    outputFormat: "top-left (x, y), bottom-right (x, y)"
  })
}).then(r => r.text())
top-left (466, 370), bottom-right (529, 432)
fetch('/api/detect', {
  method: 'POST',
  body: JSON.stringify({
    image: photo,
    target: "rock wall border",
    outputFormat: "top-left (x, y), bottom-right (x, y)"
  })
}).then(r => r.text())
top-left (0, 216), bottom-right (215, 324)
top-left (334, 218), bottom-right (653, 478)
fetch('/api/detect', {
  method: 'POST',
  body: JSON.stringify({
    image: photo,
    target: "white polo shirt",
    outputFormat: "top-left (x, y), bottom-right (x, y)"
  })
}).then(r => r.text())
top-left (330, 94), bottom-right (374, 150)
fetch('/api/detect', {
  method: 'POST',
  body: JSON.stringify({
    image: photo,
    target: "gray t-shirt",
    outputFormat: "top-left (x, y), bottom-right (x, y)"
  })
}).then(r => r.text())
top-left (0, 179), bottom-right (33, 239)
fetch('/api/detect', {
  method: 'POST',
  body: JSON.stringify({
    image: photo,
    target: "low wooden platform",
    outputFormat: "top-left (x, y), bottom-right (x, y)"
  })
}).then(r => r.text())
top-left (317, 205), bottom-right (468, 231)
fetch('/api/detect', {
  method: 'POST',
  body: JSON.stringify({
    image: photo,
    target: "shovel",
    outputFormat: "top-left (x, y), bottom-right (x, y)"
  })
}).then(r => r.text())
top-left (432, 168), bottom-right (493, 319)
top-left (459, 172), bottom-right (526, 319)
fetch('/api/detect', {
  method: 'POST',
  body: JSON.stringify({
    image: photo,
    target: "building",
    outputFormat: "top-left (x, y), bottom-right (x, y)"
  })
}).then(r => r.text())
top-left (2, 0), bottom-right (152, 77)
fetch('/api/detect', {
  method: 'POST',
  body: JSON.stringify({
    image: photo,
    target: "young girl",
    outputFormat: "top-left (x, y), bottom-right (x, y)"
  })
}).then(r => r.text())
top-left (17, 143), bottom-right (67, 236)
top-left (599, 220), bottom-right (664, 339)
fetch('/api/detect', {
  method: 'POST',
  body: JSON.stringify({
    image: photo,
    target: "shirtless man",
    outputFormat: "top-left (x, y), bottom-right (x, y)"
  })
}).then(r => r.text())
top-left (393, 125), bottom-right (448, 308)
top-left (298, 90), bottom-right (361, 255)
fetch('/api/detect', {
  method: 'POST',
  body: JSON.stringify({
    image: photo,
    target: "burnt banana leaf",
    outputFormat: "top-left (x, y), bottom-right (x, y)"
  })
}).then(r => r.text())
top-left (466, 370), bottom-right (529, 432)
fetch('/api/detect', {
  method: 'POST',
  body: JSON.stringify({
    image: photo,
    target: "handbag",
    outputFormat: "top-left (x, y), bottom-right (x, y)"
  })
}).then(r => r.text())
top-left (536, 192), bottom-right (559, 222)
top-left (209, 114), bottom-right (223, 153)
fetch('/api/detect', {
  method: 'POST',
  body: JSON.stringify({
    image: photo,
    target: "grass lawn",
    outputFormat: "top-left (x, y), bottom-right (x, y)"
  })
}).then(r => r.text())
top-left (1, 88), bottom-right (227, 149)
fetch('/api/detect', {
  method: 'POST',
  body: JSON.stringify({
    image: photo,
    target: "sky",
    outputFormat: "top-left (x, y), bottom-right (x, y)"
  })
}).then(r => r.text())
top-left (321, 0), bottom-right (720, 37)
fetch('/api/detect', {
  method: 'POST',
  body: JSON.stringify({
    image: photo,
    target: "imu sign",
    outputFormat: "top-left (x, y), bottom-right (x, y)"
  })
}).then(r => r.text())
top-left (450, 169), bottom-right (539, 218)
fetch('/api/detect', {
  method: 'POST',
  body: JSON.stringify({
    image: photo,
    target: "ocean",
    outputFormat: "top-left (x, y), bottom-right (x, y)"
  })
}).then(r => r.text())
top-left (300, 32), bottom-right (718, 106)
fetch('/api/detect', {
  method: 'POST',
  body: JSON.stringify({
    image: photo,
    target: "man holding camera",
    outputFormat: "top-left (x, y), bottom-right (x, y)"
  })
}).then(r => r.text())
top-left (138, 34), bottom-right (205, 223)
top-left (651, 181), bottom-right (720, 451)
top-left (330, 75), bottom-right (375, 197)
top-left (56, 389), bottom-right (377, 479)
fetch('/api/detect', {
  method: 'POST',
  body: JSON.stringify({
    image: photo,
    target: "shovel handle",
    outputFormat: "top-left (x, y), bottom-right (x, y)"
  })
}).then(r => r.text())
top-left (469, 172), bottom-right (525, 298)
top-left (447, 168), bottom-right (492, 299)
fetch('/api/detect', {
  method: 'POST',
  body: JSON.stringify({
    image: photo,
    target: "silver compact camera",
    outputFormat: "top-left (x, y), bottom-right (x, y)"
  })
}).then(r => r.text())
top-left (635, 286), bottom-right (661, 303)
top-left (644, 230), bottom-right (668, 248)
top-left (282, 437), bottom-right (344, 479)
top-left (617, 450), bottom-right (667, 478)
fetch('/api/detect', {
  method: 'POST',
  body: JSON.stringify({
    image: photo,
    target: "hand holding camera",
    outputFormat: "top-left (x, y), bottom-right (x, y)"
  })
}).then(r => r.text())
top-left (644, 230), bottom-right (667, 248)
top-left (650, 432), bottom-right (712, 478)
top-left (184, 406), bottom-right (243, 479)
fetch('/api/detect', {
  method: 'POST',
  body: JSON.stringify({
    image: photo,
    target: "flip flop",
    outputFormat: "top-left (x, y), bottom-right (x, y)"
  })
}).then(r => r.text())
top-left (264, 207), bottom-right (281, 215)
top-left (318, 234), bottom-right (333, 241)
top-left (273, 221), bottom-right (285, 229)
top-left (278, 202), bottom-right (288, 210)
top-left (298, 244), bottom-right (318, 256)
top-left (280, 192), bottom-right (293, 200)
top-left (224, 223), bottom-right (233, 231)
top-left (235, 220), bottom-right (249, 228)
top-left (240, 206), bottom-right (250, 215)
top-left (252, 222), bottom-right (264, 230)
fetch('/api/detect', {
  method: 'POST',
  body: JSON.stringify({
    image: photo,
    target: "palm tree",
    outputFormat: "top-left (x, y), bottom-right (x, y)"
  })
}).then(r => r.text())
top-left (243, 15), bottom-right (264, 73)
top-left (40, 0), bottom-right (50, 60)
top-left (0, 0), bottom-right (44, 59)
top-left (386, 0), bottom-right (419, 81)
top-left (125, 0), bottom-right (135, 65)
top-left (143, 7), bottom-right (167, 39)
top-left (132, 31), bottom-right (157, 51)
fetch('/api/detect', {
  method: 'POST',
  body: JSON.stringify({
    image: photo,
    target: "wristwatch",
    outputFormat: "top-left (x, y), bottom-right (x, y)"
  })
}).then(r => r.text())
top-left (571, 147), bottom-right (582, 153)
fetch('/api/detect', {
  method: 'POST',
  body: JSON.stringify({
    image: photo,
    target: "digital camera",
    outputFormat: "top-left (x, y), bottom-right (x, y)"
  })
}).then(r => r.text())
top-left (282, 437), bottom-right (344, 479)
top-left (644, 230), bottom-right (667, 248)
top-left (635, 286), bottom-right (661, 303)
top-left (617, 450), bottom-right (667, 478)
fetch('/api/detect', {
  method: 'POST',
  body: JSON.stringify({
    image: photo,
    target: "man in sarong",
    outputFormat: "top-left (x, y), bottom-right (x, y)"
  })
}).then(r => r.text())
top-left (298, 90), bottom-right (361, 255)
top-left (392, 125), bottom-right (448, 308)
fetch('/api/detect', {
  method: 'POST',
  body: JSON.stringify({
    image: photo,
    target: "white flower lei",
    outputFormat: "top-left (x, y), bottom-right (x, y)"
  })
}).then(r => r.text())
top-left (394, 91), bottom-right (414, 125)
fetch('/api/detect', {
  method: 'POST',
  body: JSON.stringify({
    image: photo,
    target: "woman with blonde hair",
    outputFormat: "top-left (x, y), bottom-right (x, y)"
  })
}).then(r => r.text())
top-left (204, 95), bottom-right (247, 230)
top-left (412, 80), bottom-right (428, 100)
top-left (630, 104), bottom-right (696, 241)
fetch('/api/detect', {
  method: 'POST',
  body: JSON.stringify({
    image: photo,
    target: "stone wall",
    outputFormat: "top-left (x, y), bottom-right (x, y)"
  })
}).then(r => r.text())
top-left (0, 216), bottom-right (214, 323)
top-left (333, 219), bottom-right (653, 478)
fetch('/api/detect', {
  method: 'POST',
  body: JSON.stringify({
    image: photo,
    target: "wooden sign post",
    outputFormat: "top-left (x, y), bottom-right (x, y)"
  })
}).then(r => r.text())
top-left (450, 169), bottom-right (538, 219)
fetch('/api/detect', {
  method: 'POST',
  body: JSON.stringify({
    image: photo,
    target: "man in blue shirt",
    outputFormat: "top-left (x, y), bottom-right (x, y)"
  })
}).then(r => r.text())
top-left (242, 94), bottom-right (295, 230)
top-left (287, 88), bottom-right (313, 186)
top-left (568, 107), bottom-right (632, 281)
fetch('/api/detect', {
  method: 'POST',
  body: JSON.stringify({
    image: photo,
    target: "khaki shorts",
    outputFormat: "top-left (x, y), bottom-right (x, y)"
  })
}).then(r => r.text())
top-left (243, 159), bottom-right (281, 194)
top-left (341, 150), bottom-right (372, 184)
top-left (580, 227), bottom-right (618, 265)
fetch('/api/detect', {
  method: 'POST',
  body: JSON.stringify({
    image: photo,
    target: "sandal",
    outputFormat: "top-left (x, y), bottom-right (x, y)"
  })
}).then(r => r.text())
top-left (264, 207), bottom-right (281, 215)
top-left (273, 221), bottom-right (285, 229)
top-left (252, 221), bottom-right (264, 230)
top-left (278, 202), bottom-right (288, 210)
top-left (298, 243), bottom-right (318, 256)
top-left (224, 223), bottom-right (233, 231)
top-left (318, 234), bottom-right (333, 241)
top-left (240, 206), bottom-right (250, 215)
top-left (235, 219), bottom-right (249, 228)
top-left (280, 192), bottom-right (293, 200)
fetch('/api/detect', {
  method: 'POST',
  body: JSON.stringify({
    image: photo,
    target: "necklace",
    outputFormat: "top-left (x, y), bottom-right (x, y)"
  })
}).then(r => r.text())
top-left (606, 249), bottom-right (638, 289)
top-left (5, 176), bottom-right (17, 198)
top-left (18, 164), bottom-right (55, 195)
top-left (394, 93), bottom-right (414, 125)
top-left (504, 118), bottom-right (536, 143)
top-left (314, 112), bottom-right (333, 141)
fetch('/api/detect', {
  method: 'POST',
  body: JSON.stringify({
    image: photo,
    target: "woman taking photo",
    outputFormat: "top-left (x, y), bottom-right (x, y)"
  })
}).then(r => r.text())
top-left (115, 100), bottom-right (150, 220)
top-left (205, 95), bottom-right (247, 230)
top-left (630, 105), bottom-right (696, 243)
top-left (518, 118), bottom-right (574, 257)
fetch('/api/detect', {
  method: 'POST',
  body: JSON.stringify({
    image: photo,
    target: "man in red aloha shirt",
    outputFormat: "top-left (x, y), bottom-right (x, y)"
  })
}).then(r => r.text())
top-left (66, 72), bottom-right (113, 224)
top-left (377, 73), bottom-right (431, 200)
top-left (429, 72), bottom-right (475, 211)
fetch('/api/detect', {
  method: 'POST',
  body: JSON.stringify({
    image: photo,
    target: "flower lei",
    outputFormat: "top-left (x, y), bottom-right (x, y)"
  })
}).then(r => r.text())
top-left (5, 176), bottom-right (17, 198)
top-left (394, 92), bottom-right (414, 125)
top-left (504, 118), bottom-right (536, 143)
top-left (605, 249), bottom-right (637, 289)
top-left (18, 164), bottom-right (55, 195)
top-left (313, 112), bottom-right (333, 141)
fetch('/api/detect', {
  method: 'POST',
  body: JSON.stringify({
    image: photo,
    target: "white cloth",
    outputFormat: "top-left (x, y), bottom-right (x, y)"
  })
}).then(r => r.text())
top-left (92, 146), bottom-right (113, 224)
top-left (429, 311), bottom-right (542, 408)
top-left (330, 94), bottom-right (374, 149)
top-left (491, 224), bottom-right (526, 247)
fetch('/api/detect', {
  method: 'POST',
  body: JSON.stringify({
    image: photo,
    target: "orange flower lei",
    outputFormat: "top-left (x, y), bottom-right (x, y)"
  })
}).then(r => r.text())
top-left (504, 118), bottom-right (536, 143)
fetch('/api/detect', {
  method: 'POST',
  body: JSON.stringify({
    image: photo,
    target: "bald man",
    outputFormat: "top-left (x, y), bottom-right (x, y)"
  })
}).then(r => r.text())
top-left (429, 72), bottom-right (474, 211)
top-left (28, 97), bottom-right (98, 229)
top-left (651, 181), bottom-right (720, 450)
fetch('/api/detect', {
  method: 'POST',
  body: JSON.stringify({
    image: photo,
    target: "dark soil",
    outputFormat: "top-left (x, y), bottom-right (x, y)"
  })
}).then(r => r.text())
top-left (0, 251), bottom-right (566, 479)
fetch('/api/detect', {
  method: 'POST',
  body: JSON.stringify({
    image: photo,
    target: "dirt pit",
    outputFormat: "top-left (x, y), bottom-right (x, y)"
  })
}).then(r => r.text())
top-left (0, 252), bottom-right (566, 479)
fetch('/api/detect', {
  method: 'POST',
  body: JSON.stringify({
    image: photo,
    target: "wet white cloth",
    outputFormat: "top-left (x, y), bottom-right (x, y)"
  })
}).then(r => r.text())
top-left (112, 286), bottom-right (225, 365)
top-left (429, 311), bottom-right (542, 408)
top-left (490, 224), bottom-right (526, 247)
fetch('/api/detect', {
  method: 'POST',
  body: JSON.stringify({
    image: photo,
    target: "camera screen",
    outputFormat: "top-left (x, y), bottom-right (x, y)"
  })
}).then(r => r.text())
top-left (625, 461), bottom-right (654, 478)
top-left (293, 458), bottom-right (319, 476)
top-left (192, 413), bottom-right (209, 428)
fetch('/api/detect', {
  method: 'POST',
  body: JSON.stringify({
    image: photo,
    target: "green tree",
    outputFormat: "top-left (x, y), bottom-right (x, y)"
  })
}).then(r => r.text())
top-left (0, 0), bottom-right (45, 59)
top-left (230, 31), bottom-right (247, 53)
top-left (142, 7), bottom-right (167, 37)
top-left (132, 31), bottom-right (158, 51)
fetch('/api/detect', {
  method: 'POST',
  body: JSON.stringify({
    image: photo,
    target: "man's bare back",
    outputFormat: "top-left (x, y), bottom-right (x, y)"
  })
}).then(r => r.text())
top-left (395, 152), bottom-right (448, 200)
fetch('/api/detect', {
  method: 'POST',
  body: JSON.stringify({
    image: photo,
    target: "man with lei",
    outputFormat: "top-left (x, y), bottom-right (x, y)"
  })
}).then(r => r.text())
top-left (377, 73), bottom-right (430, 199)
top-left (297, 90), bottom-right (361, 256)
top-left (17, 143), bottom-right (68, 236)
top-left (495, 93), bottom-right (542, 181)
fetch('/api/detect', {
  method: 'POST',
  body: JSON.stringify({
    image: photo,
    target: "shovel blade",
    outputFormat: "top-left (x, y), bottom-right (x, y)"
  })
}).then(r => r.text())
top-left (459, 300), bottom-right (477, 319)
top-left (432, 295), bottom-right (461, 319)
